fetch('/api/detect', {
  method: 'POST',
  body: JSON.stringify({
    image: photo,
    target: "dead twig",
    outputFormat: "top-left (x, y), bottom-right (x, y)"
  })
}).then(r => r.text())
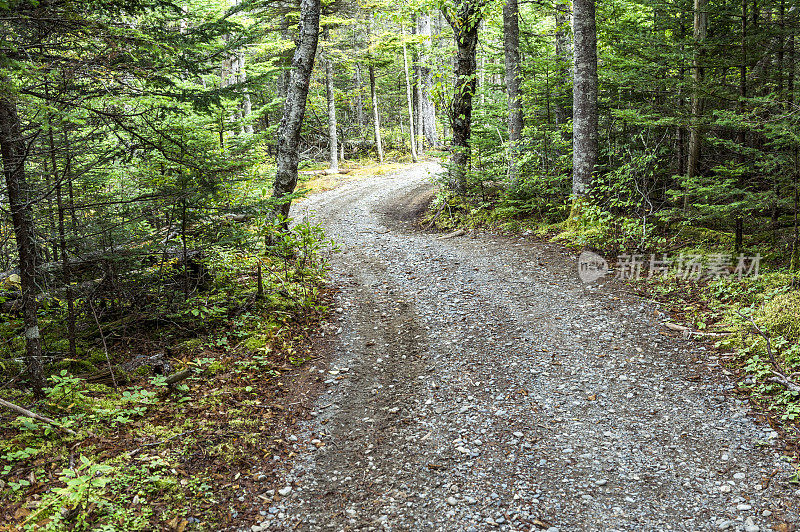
top-left (0, 398), bottom-right (77, 436)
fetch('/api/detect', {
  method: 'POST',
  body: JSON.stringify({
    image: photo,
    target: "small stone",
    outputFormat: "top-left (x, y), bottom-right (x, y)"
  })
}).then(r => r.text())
top-left (251, 526), bottom-right (263, 532)
top-left (717, 520), bottom-right (734, 530)
top-left (762, 510), bottom-right (772, 517)
top-left (446, 497), bottom-right (458, 506)
top-left (595, 479), bottom-right (608, 486)
top-left (733, 473), bottom-right (746, 480)
top-left (719, 485), bottom-right (732, 493)
top-left (512, 431), bottom-right (524, 438)
top-left (736, 503), bottom-right (752, 511)
top-left (278, 486), bottom-right (292, 497)
top-left (546, 528), bottom-right (560, 532)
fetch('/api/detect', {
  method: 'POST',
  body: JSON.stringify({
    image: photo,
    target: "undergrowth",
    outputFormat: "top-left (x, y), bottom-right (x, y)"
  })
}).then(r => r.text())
top-left (0, 219), bottom-right (334, 531)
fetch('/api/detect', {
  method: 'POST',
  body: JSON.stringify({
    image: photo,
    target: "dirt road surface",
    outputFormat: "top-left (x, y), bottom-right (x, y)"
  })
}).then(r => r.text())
top-left (259, 163), bottom-right (799, 531)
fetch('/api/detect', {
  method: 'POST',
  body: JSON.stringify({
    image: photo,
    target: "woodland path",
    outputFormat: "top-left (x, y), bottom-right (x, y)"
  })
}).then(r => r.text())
top-left (263, 162), bottom-right (799, 531)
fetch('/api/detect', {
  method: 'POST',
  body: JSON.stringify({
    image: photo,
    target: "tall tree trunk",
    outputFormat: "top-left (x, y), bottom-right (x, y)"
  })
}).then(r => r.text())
top-left (324, 30), bottom-right (339, 173)
top-left (0, 95), bottom-right (44, 395)
top-left (686, 0), bottom-right (707, 209)
top-left (369, 63), bottom-right (384, 163)
top-left (238, 51), bottom-right (254, 135)
top-left (354, 63), bottom-right (365, 135)
top-left (735, 0), bottom-right (748, 252)
top-left (44, 84), bottom-right (77, 359)
top-left (444, 1), bottom-right (482, 194)
top-left (572, 0), bottom-right (598, 198)
top-left (677, 10), bottom-right (686, 178)
top-left (554, 0), bottom-right (572, 135)
top-left (418, 13), bottom-right (438, 148)
top-left (504, 0), bottom-right (524, 184)
top-left (401, 24), bottom-right (419, 163)
top-left (271, 0), bottom-right (321, 221)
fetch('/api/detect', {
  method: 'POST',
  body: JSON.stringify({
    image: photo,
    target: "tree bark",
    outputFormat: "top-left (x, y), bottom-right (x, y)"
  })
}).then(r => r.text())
top-left (444, 1), bottom-right (482, 194)
top-left (504, 0), bottom-right (524, 184)
top-left (418, 13), bottom-right (438, 148)
top-left (369, 63), bottom-right (384, 163)
top-left (572, 0), bottom-right (598, 197)
top-left (401, 24), bottom-right (419, 163)
top-left (686, 0), bottom-right (707, 207)
top-left (354, 63), bottom-right (365, 134)
top-left (554, 0), bottom-right (572, 136)
top-left (0, 94), bottom-right (44, 395)
top-left (324, 30), bottom-right (339, 173)
top-left (271, 0), bottom-right (321, 221)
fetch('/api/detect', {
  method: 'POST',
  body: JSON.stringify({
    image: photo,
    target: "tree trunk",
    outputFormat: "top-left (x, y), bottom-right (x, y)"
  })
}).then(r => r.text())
top-left (271, 0), bottom-right (321, 221)
top-left (554, 0), bottom-right (572, 136)
top-left (0, 95), bottom-right (44, 395)
top-left (354, 63), bottom-right (365, 134)
top-left (324, 30), bottom-right (339, 173)
top-left (572, 0), bottom-right (598, 198)
top-left (418, 13), bottom-right (438, 148)
top-left (238, 51), bottom-right (254, 135)
top-left (504, 0), bottom-right (524, 184)
top-left (368, 64), bottom-right (384, 163)
top-left (401, 25), bottom-right (419, 163)
top-left (44, 85), bottom-right (77, 360)
top-left (444, 2), bottom-right (482, 194)
top-left (686, 0), bottom-right (707, 208)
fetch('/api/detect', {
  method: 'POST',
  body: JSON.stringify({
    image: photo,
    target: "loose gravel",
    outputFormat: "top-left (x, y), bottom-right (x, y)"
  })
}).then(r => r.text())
top-left (254, 163), bottom-right (799, 531)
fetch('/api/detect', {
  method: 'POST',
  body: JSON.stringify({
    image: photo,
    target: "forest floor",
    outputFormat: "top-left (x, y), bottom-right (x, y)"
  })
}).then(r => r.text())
top-left (246, 162), bottom-right (800, 531)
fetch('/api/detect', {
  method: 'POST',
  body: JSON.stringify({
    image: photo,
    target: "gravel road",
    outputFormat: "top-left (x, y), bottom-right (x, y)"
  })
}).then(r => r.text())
top-left (257, 162), bottom-right (799, 531)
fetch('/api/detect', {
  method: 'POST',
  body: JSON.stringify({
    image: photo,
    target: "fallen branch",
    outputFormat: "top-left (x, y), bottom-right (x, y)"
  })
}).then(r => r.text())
top-left (737, 309), bottom-right (800, 393)
top-left (437, 229), bottom-right (466, 240)
top-left (0, 398), bottom-right (77, 436)
top-left (768, 374), bottom-right (800, 393)
top-left (164, 368), bottom-right (192, 386)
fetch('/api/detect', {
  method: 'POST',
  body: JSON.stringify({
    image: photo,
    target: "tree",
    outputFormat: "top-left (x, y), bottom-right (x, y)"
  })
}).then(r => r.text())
top-left (443, 0), bottom-right (484, 194)
top-left (503, 0), bottom-right (523, 183)
top-left (417, 12), bottom-right (438, 149)
top-left (401, 24), bottom-right (419, 163)
top-left (272, 0), bottom-right (322, 221)
top-left (571, 0), bottom-right (598, 200)
top-left (0, 93), bottom-right (44, 396)
top-left (323, 28), bottom-right (339, 173)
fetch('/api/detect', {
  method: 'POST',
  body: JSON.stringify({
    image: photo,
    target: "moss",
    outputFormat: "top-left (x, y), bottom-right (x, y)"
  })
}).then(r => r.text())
top-left (241, 335), bottom-right (266, 351)
top-left (177, 338), bottom-right (203, 355)
top-left (757, 290), bottom-right (800, 342)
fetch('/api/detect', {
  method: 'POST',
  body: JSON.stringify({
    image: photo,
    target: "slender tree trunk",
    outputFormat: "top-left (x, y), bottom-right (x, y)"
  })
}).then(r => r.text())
top-left (0, 95), bottom-right (44, 395)
top-left (369, 64), bottom-right (384, 163)
top-left (324, 30), bottom-right (339, 173)
top-left (677, 10), bottom-right (687, 177)
top-left (554, 0), bottom-right (572, 135)
top-left (271, 0), bottom-right (321, 221)
top-left (735, 0), bottom-right (748, 252)
top-left (504, 0), bottom-right (524, 184)
top-left (444, 2), bottom-right (482, 193)
top-left (354, 63), bottom-right (365, 135)
top-left (239, 51), bottom-right (254, 135)
top-left (686, 0), bottom-right (707, 209)
top-left (418, 13), bottom-right (438, 148)
top-left (572, 0), bottom-right (598, 198)
top-left (401, 24), bottom-right (418, 163)
top-left (44, 87), bottom-right (77, 359)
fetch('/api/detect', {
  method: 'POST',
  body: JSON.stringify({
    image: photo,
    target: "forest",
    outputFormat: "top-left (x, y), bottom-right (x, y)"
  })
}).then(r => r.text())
top-left (1, 0), bottom-right (800, 529)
